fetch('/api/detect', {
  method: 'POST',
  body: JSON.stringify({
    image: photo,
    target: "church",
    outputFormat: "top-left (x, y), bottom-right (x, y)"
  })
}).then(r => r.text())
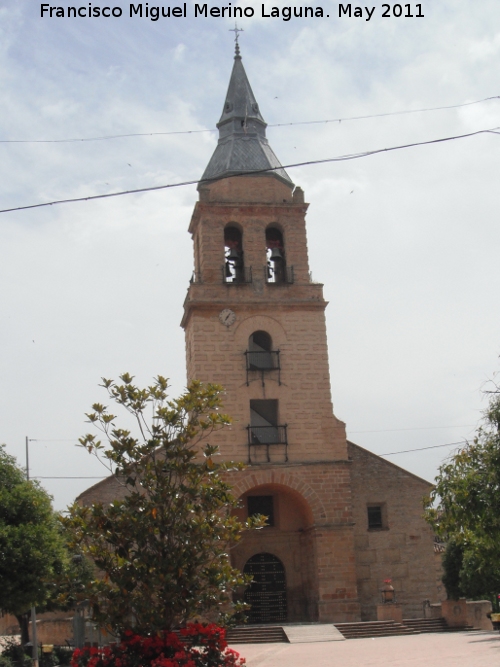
top-left (79, 42), bottom-right (442, 624)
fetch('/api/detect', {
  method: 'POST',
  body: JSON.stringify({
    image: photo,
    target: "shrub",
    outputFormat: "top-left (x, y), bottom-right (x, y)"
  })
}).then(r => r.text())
top-left (70, 623), bottom-right (244, 667)
top-left (0, 641), bottom-right (31, 667)
top-left (53, 647), bottom-right (74, 666)
top-left (40, 651), bottom-right (59, 667)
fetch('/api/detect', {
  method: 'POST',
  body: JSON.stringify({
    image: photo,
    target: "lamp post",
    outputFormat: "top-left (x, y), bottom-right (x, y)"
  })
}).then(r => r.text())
top-left (25, 436), bottom-right (39, 667)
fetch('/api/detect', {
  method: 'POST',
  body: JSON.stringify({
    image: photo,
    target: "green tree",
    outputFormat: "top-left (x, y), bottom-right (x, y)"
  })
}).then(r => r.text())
top-left (61, 375), bottom-right (262, 638)
top-left (440, 538), bottom-right (464, 601)
top-left (0, 446), bottom-right (68, 644)
top-left (425, 382), bottom-right (500, 602)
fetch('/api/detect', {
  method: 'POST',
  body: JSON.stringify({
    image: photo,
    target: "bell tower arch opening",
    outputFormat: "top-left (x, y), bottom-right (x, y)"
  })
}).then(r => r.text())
top-left (224, 224), bottom-right (247, 283)
top-left (266, 226), bottom-right (290, 284)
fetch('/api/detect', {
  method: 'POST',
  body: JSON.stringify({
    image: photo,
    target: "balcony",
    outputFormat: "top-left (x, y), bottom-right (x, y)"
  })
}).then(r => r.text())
top-left (245, 350), bottom-right (281, 386)
top-left (247, 424), bottom-right (288, 463)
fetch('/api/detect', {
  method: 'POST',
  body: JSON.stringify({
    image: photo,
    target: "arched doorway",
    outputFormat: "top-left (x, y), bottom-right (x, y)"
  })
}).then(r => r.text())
top-left (243, 553), bottom-right (287, 623)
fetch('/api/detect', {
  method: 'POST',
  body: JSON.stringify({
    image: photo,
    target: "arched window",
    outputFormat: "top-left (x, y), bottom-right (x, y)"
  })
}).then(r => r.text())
top-left (248, 331), bottom-right (273, 369)
top-left (224, 225), bottom-right (245, 283)
top-left (266, 227), bottom-right (285, 283)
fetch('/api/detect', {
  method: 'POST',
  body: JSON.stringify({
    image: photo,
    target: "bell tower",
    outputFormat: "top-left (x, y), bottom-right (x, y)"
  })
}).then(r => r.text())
top-left (181, 44), bottom-right (360, 623)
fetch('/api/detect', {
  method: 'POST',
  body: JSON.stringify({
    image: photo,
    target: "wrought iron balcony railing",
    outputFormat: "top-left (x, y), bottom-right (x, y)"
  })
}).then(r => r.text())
top-left (265, 265), bottom-right (294, 285)
top-left (245, 350), bottom-right (281, 386)
top-left (222, 265), bottom-right (253, 284)
top-left (248, 424), bottom-right (286, 445)
top-left (247, 424), bottom-right (288, 462)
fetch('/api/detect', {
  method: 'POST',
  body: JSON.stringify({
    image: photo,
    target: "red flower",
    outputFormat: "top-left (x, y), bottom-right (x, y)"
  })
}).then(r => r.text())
top-left (71, 624), bottom-right (245, 667)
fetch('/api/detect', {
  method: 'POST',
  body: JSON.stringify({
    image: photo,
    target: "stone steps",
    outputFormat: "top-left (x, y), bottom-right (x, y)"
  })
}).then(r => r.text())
top-left (226, 626), bottom-right (288, 644)
top-left (283, 624), bottom-right (345, 643)
top-left (334, 620), bottom-right (419, 639)
top-left (403, 618), bottom-right (449, 633)
top-left (225, 618), bottom-right (478, 644)
top-left (403, 618), bottom-right (475, 633)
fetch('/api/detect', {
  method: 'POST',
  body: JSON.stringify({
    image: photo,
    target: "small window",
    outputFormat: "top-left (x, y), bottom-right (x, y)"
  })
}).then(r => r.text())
top-left (251, 399), bottom-right (278, 426)
top-left (367, 505), bottom-right (384, 530)
top-left (250, 399), bottom-right (279, 444)
top-left (250, 331), bottom-right (272, 351)
top-left (248, 495), bottom-right (274, 527)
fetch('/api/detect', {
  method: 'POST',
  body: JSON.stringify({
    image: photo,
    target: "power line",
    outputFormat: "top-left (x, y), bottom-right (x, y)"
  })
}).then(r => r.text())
top-left (29, 439), bottom-right (79, 443)
top-left (28, 424), bottom-right (477, 441)
top-left (33, 476), bottom-right (107, 479)
top-left (30, 441), bottom-right (466, 475)
top-left (1, 126), bottom-right (499, 215)
top-left (378, 441), bottom-right (466, 457)
top-left (270, 96), bottom-right (500, 129)
top-left (29, 439), bottom-right (470, 475)
top-left (1, 95), bottom-right (498, 144)
top-left (349, 424), bottom-right (475, 434)
top-left (2, 128), bottom-right (211, 144)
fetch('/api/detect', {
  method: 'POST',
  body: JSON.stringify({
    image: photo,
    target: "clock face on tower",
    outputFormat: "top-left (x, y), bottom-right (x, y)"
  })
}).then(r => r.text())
top-left (219, 308), bottom-right (236, 327)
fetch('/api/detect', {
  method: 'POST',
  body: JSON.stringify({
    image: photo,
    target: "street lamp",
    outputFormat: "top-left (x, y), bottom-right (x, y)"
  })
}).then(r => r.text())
top-left (381, 579), bottom-right (396, 604)
top-left (25, 436), bottom-right (39, 667)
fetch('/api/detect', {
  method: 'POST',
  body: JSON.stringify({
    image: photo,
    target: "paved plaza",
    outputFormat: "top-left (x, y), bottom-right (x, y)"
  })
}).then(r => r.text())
top-left (231, 630), bottom-right (500, 667)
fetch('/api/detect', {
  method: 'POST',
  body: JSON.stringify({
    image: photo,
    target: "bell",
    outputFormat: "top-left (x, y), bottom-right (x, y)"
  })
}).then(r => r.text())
top-left (225, 262), bottom-right (232, 278)
top-left (227, 247), bottom-right (240, 261)
top-left (270, 247), bottom-right (283, 260)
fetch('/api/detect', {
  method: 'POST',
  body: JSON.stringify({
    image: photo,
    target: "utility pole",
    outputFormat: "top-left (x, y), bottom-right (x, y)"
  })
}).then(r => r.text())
top-left (25, 436), bottom-right (39, 667)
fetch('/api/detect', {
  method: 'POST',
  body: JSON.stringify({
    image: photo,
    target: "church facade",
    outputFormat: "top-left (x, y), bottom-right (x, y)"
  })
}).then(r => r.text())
top-left (79, 46), bottom-right (442, 624)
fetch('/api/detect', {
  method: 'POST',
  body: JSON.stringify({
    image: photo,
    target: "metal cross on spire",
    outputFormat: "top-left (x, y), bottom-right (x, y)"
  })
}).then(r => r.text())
top-left (229, 23), bottom-right (243, 57)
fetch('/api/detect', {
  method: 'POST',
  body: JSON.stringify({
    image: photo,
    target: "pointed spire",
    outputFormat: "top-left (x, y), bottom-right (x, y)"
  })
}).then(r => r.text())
top-left (216, 53), bottom-right (265, 128)
top-left (200, 42), bottom-right (293, 187)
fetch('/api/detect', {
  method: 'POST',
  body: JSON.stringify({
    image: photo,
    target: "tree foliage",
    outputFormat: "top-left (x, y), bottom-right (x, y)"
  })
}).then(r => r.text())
top-left (425, 383), bottom-right (500, 600)
top-left (61, 375), bottom-right (262, 637)
top-left (0, 445), bottom-right (69, 641)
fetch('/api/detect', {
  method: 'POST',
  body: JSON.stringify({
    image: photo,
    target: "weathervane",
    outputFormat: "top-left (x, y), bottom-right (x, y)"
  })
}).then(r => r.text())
top-left (229, 23), bottom-right (243, 56)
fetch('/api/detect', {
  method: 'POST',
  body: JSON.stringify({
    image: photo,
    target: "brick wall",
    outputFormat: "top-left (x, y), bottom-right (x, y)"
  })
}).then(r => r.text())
top-left (184, 307), bottom-right (347, 463)
top-left (0, 611), bottom-right (73, 646)
top-left (348, 442), bottom-right (441, 619)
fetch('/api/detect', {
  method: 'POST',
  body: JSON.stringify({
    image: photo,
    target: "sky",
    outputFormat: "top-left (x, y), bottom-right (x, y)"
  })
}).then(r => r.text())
top-left (0, 0), bottom-right (499, 511)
